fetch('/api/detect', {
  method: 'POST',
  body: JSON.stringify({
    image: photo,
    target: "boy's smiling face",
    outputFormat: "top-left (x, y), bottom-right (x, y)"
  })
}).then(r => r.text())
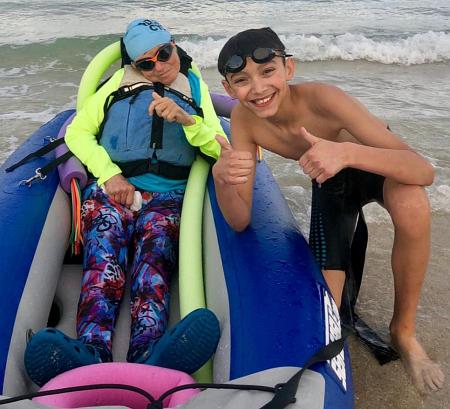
top-left (222, 55), bottom-right (295, 118)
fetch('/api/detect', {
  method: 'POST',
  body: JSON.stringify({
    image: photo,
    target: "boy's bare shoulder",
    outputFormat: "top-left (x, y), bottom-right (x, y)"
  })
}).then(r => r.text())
top-left (230, 101), bottom-right (249, 120)
top-left (228, 102), bottom-right (260, 145)
top-left (292, 81), bottom-right (348, 113)
top-left (230, 101), bottom-right (263, 131)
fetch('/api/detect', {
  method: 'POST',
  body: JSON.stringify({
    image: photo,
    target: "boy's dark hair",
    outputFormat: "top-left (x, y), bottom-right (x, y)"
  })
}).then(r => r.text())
top-left (218, 27), bottom-right (286, 76)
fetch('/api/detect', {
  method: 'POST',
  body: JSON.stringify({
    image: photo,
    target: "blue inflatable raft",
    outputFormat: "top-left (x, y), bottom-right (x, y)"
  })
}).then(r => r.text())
top-left (0, 41), bottom-right (354, 409)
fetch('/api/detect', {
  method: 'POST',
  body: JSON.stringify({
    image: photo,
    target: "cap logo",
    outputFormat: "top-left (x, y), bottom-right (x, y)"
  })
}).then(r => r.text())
top-left (137, 19), bottom-right (165, 32)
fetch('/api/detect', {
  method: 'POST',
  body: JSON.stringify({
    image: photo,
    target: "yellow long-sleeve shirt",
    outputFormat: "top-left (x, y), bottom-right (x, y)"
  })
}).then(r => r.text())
top-left (65, 63), bottom-right (226, 186)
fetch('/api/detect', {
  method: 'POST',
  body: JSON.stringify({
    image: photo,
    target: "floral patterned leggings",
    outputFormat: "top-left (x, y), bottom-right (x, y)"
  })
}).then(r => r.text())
top-left (77, 181), bottom-right (184, 362)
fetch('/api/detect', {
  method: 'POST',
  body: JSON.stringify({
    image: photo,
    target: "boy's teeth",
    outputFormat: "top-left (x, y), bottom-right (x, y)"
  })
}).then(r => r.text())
top-left (255, 96), bottom-right (271, 104)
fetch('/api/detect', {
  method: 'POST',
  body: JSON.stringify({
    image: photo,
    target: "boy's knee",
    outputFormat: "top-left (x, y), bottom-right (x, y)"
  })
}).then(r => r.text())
top-left (384, 181), bottom-right (430, 231)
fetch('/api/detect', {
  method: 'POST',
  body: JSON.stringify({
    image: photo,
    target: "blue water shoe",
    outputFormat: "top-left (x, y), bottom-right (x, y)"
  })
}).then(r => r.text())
top-left (24, 328), bottom-right (102, 386)
top-left (141, 308), bottom-right (220, 374)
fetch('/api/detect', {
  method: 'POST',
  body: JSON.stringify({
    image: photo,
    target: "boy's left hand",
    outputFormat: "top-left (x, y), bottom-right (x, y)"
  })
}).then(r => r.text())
top-left (298, 127), bottom-right (348, 184)
top-left (149, 92), bottom-right (196, 126)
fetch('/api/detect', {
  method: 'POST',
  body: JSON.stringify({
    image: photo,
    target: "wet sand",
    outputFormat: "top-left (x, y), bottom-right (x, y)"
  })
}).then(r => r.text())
top-left (350, 214), bottom-right (450, 409)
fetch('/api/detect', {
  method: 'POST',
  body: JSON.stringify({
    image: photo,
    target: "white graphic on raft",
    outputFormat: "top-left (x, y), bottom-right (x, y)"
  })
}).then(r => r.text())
top-left (323, 288), bottom-right (347, 391)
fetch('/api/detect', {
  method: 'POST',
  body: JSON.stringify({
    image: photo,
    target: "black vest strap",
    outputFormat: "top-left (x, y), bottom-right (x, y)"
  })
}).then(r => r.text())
top-left (150, 82), bottom-right (165, 152)
top-left (117, 158), bottom-right (190, 180)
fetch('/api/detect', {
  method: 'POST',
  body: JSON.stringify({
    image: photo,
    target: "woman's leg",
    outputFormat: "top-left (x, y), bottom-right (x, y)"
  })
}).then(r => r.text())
top-left (77, 182), bottom-right (134, 361)
top-left (127, 190), bottom-right (184, 362)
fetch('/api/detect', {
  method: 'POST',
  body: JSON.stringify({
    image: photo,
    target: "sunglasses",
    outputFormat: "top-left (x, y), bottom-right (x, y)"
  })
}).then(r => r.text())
top-left (223, 47), bottom-right (292, 75)
top-left (135, 43), bottom-right (174, 71)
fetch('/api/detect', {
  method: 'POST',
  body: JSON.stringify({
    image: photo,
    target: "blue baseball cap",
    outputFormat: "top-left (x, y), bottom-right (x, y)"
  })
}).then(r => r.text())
top-left (123, 19), bottom-right (172, 61)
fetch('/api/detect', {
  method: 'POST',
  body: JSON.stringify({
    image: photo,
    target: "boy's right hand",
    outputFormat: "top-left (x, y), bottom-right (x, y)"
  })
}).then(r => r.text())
top-left (103, 174), bottom-right (135, 208)
top-left (213, 135), bottom-right (254, 185)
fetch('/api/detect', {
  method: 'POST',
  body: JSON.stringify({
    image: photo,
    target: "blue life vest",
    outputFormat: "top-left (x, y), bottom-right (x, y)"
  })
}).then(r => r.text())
top-left (98, 66), bottom-right (203, 180)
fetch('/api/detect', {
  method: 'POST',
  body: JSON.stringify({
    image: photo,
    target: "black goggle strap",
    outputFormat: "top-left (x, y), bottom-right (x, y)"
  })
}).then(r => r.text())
top-left (253, 47), bottom-right (291, 60)
top-left (225, 48), bottom-right (291, 74)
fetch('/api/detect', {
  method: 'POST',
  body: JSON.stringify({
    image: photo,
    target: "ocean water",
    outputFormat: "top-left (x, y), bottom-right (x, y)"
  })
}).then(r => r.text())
top-left (0, 1), bottom-right (449, 407)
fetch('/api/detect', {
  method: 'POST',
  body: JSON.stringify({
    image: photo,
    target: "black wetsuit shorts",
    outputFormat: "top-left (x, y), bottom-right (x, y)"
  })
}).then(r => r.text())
top-left (309, 168), bottom-right (385, 272)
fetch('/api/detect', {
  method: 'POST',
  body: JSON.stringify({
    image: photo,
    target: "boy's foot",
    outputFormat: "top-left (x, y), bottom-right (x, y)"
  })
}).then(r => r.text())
top-left (24, 328), bottom-right (102, 387)
top-left (140, 308), bottom-right (220, 374)
top-left (391, 332), bottom-right (445, 394)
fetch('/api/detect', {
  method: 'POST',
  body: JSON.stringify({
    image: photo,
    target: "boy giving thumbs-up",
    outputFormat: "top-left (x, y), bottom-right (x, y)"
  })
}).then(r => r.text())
top-left (212, 27), bottom-right (443, 394)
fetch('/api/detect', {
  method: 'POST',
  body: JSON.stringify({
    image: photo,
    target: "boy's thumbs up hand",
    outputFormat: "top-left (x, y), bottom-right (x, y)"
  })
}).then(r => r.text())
top-left (298, 127), bottom-right (348, 184)
top-left (299, 126), bottom-right (320, 146)
top-left (213, 135), bottom-right (254, 186)
top-left (215, 134), bottom-right (233, 151)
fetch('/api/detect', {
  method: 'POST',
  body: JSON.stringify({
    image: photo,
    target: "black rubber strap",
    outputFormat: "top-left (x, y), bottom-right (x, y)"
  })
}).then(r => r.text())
top-left (259, 335), bottom-right (348, 409)
top-left (5, 138), bottom-right (65, 172)
top-left (0, 383), bottom-right (155, 406)
top-left (147, 383), bottom-right (278, 409)
top-left (38, 150), bottom-right (74, 178)
top-left (0, 381), bottom-right (276, 408)
top-left (148, 335), bottom-right (348, 409)
top-left (150, 82), bottom-right (165, 152)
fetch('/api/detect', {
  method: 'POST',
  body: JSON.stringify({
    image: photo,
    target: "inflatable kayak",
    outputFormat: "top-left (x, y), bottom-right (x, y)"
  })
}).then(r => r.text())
top-left (0, 41), bottom-right (354, 409)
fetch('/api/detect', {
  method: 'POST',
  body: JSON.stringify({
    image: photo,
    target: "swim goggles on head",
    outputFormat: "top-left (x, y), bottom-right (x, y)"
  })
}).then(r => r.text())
top-left (134, 43), bottom-right (174, 71)
top-left (223, 47), bottom-right (292, 74)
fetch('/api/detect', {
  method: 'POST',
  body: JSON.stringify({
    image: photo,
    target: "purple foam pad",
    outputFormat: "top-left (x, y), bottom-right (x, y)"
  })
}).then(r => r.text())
top-left (211, 93), bottom-right (238, 118)
top-left (56, 112), bottom-right (88, 193)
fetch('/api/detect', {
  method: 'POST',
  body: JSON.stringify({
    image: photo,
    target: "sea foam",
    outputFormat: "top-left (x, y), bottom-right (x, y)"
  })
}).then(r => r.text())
top-left (180, 31), bottom-right (450, 68)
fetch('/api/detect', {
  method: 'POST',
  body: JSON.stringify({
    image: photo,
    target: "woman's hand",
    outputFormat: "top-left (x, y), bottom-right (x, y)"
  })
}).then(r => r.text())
top-left (103, 174), bottom-right (135, 208)
top-left (149, 92), bottom-right (196, 126)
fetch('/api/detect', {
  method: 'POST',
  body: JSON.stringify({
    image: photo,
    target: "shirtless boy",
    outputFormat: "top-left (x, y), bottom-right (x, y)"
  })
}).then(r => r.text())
top-left (212, 27), bottom-right (444, 394)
